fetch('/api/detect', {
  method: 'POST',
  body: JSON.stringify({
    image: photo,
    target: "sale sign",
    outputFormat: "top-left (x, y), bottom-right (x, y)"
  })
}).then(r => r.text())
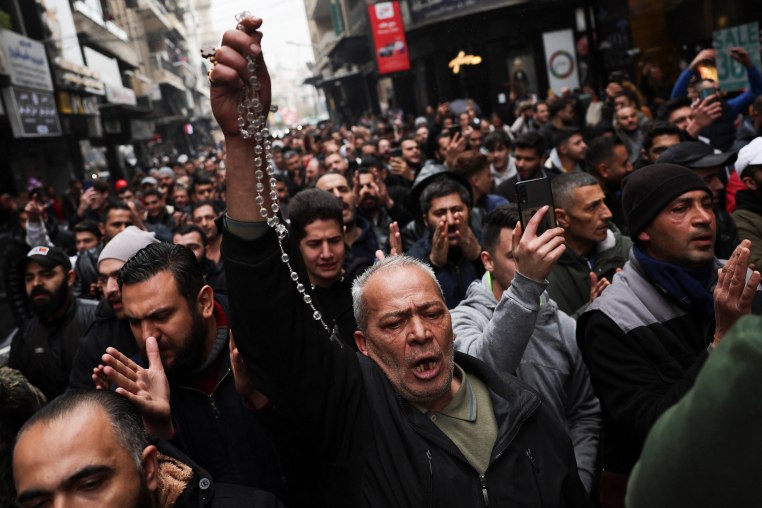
top-left (713, 22), bottom-right (761, 92)
top-left (369, 1), bottom-right (410, 75)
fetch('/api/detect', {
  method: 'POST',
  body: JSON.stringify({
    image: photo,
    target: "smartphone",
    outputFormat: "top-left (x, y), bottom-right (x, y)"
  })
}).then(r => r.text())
top-left (390, 147), bottom-right (402, 158)
top-left (699, 87), bottom-right (718, 102)
top-left (515, 177), bottom-right (557, 234)
top-left (83, 180), bottom-right (95, 191)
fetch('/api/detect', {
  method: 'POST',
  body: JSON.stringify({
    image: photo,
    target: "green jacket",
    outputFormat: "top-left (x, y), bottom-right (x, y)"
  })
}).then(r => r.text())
top-left (627, 315), bottom-right (762, 507)
top-left (547, 225), bottom-right (632, 318)
top-left (732, 206), bottom-right (762, 268)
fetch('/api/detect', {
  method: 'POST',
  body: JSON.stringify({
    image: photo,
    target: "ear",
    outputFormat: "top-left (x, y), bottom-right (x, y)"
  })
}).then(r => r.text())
top-left (480, 250), bottom-right (494, 273)
top-left (597, 162), bottom-right (610, 179)
top-left (742, 175), bottom-right (757, 191)
top-left (422, 213), bottom-right (429, 229)
top-left (641, 147), bottom-right (648, 162)
top-left (638, 229), bottom-right (651, 243)
top-left (196, 285), bottom-right (215, 319)
top-left (141, 445), bottom-right (159, 493)
top-left (98, 222), bottom-right (105, 236)
top-left (354, 330), bottom-right (370, 356)
top-left (555, 207), bottom-right (570, 228)
top-left (66, 269), bottom-right (76, 288)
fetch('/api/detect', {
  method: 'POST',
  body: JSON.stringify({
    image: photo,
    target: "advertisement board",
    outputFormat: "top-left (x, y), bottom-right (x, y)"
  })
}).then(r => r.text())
top-left (713, 22), bottom-right (761, 92)
top-left (369, 2), bottom-right (410, 75)
top-left (542, 29), bottom-right (579, 94)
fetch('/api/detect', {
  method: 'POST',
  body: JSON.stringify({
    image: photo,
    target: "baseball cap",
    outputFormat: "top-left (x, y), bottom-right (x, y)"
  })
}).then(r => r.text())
top-left (656, 141), bottom-right (737, 169)
top-left (736, 137), bottom-right (762, 178)
top-left (25, 245), bottom-right (72, 271)
top-left (115, 179), bottom-right (129, 191)
top-left (141, 176), bottom-right (158, 186)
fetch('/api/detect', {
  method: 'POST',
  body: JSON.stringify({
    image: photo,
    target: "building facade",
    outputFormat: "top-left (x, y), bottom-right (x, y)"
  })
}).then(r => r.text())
top-left (0, 0), bottom-right (212, 195)
top-left (304, 0), bottom-right (762, 123)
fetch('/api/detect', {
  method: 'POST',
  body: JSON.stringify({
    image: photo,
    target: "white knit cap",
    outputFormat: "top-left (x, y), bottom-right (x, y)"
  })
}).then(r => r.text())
top-left (736, 137), bottom-right (762, 178)
top-left (98, 226), bottom-right (159, 267)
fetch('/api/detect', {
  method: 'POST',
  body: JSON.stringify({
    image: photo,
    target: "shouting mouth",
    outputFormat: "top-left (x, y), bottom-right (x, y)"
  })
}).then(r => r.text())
top-left (411, 357), bottom-right (441, 380)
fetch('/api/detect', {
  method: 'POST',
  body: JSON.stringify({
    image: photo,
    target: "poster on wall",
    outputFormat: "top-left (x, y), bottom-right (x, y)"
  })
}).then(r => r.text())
top-left (542, 29), bottom-right (579, 95)
top-left (368, 1), bottom-right (410, 75)
top-left (713, 22), bottom-right (761, 92)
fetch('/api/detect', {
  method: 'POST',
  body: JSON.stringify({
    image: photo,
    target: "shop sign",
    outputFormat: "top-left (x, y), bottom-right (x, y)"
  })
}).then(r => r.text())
top-left (542, 29), bottom-right (579, 94)
top-left (368, 2), bottom-right (410, 75)
top-left (713, 22), bottom-right (762, 92)
top-left (1, 86), bottom-right (62, 137)
top-left (408, 0), bottom-right (517, 28)
top-left (448, 51), bottom-right (482, 74)
top-left (0, 30), bottom-right (54, 91)
top-left (105, 83), bottom-right (137, 106)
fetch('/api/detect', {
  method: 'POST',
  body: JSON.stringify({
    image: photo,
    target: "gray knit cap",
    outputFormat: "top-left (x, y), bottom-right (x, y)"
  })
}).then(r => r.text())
top-left (98, 226), bottom-right (159, 267)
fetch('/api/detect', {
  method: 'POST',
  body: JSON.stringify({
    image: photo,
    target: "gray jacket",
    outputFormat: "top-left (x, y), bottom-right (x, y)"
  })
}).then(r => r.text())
top-left (451, 272), bottom-right (601, 492)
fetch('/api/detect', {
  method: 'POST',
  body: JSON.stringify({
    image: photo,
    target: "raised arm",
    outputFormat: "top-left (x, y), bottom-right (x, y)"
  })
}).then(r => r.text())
top-left (209, 15), bottom-right (271, 223)
top-left (213, 16), bottom-right (363, 433)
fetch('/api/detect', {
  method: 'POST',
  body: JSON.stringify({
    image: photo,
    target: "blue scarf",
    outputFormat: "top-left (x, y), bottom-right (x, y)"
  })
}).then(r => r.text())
top-left (633, 246), bottom-right (716, 319)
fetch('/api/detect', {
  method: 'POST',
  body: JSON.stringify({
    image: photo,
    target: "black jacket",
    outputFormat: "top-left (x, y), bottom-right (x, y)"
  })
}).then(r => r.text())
top-left (9, 297), bottom-right (97, 400)
top-left (223, 227), bottom-right (591, 508)
top-left (155, 439), bottom-right (285, 508)
top-left (149, 307), bottom-right (286, 502)
top-left (578, 252), bottom-right (762, 474)
top-left (72, 244), bottom-right (103, 299)
top-left (68, 299), bottom-right (137, 390)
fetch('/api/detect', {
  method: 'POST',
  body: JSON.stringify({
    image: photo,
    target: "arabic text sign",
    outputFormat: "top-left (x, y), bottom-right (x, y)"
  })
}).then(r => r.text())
top-left (0, 30), bottom-right (54, 91)
top-left (713, 22), bottom-right (761, 92)
top-left (2, 87), bottom-right (62, 138)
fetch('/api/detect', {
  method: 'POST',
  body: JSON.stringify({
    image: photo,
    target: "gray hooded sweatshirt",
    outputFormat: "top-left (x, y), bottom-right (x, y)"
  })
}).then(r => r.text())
top-left (451, 271), bottom-right (601, 492)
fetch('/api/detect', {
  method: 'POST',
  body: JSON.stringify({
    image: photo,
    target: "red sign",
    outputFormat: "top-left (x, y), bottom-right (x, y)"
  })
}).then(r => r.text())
top-left (368, 2), bottom-right (410, 75)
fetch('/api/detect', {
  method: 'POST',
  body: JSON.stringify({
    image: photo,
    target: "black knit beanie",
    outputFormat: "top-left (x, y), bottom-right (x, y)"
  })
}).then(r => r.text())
top-left (621, 163), bottom-right (712, 236)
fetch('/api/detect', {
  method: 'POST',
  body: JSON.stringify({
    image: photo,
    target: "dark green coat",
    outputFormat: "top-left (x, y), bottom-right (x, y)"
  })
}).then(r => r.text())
top-left (547, 225), bottom-right (632, 318)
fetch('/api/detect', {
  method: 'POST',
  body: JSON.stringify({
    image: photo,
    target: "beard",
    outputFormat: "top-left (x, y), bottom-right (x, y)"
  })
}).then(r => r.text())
top-left (165, 308), bottom-right (209, 382)
top-left (29, 280), bottom-right (69, 319)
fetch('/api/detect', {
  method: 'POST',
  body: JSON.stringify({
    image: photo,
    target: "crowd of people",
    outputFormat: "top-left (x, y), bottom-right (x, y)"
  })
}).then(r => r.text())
top-left (2, 13), bottom-right (762, 508)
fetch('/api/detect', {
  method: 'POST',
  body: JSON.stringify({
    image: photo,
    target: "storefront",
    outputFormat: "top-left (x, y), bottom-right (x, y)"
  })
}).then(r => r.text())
top-left (392, 0), bottom-right (596, 119)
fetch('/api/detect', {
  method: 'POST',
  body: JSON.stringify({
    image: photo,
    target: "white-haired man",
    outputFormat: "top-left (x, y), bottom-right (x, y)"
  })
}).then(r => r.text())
top-left (213, 15), bottom-right (591, 508)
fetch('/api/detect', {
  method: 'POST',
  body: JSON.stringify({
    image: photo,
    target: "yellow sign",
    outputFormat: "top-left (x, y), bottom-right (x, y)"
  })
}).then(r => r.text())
top-left (449, 51), bottom-right (483, 74)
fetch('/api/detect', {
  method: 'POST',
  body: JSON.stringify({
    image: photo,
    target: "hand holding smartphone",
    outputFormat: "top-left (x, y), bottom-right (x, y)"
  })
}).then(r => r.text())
top-left (515, 177), bottom-right (557, 235)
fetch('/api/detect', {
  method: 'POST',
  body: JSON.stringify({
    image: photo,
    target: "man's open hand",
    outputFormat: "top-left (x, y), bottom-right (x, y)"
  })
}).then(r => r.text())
top-left (101, 337), bottom-right (174, 440)
top-left (713, 240), bottom-right (761, 345)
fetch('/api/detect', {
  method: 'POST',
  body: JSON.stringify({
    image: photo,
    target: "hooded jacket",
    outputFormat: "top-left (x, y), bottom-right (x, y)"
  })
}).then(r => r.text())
top-left (222, 226), bottom-right (592, 508)
top-left (407, 233), bottom-right (484, 309)
top-left (451, 272), bottom-right (600, 492)
top-left (547, 226), bottom-right (632, 318)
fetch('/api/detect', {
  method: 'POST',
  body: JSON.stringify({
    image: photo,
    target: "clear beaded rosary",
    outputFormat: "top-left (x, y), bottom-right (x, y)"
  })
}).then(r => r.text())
top-left (234, 12), bottom-right (339, 344)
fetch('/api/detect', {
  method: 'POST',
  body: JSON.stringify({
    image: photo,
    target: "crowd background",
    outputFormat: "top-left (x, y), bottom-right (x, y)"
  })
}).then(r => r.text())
top-left (2, 35), bottom-right (762, 507)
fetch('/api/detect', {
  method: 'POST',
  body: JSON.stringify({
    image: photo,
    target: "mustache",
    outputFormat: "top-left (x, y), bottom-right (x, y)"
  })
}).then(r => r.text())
top-left (30, 287), bottom-right (52, 298)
